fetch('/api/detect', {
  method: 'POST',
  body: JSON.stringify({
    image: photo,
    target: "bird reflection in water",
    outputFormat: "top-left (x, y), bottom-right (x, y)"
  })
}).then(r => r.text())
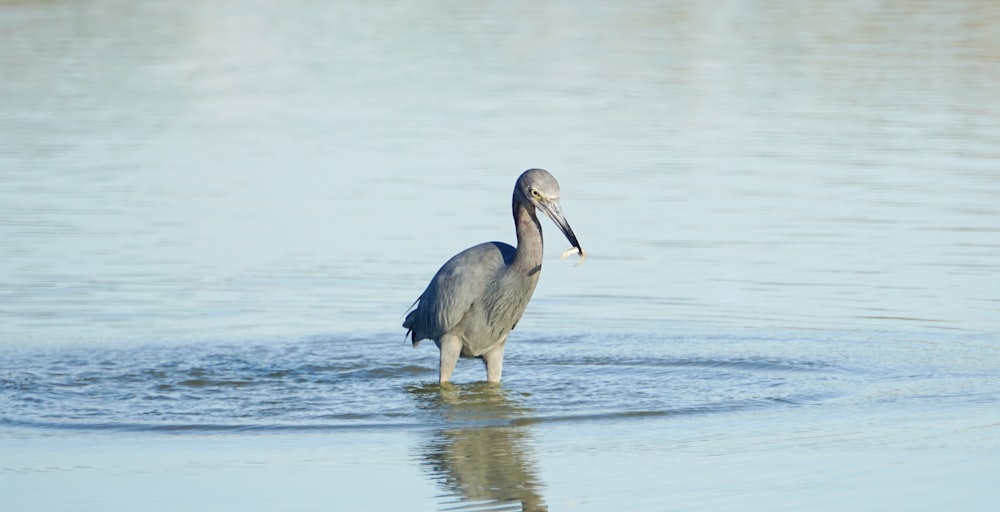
top-left (410, 383), bottom-right (547, 512)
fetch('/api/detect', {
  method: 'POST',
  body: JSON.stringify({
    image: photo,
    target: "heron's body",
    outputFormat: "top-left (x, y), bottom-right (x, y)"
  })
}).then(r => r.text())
top-left (404, 169), bottom-right (582, 383)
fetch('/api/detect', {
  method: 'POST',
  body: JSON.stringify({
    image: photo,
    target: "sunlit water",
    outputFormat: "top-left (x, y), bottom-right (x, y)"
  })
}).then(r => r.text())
top-left (2, 1), bottom-right (1000, 511)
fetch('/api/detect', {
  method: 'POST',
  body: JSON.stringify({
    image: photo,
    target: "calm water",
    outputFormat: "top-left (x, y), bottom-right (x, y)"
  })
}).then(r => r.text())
top-left (2, 1), bottom-right (1000, 510)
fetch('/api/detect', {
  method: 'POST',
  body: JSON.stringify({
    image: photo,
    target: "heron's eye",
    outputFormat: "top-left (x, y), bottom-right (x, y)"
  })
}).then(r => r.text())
top-left (530, 189), bottom-right (542, 199)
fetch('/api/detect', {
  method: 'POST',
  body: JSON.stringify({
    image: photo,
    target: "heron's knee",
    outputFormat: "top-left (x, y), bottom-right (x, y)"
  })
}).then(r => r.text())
top-left (482, 343), bottom-right (506, 383)
top-left (438, 336), bottom-right (462, 383)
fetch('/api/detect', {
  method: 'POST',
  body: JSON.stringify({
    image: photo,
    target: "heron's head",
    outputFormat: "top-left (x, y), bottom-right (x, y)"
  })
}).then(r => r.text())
top-left (515, 168), bottom-right (582, 253)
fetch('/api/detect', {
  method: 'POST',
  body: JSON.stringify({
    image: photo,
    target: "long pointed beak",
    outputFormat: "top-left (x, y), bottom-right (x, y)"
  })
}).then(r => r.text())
top-left (539, 199), bottom-right (582, 253)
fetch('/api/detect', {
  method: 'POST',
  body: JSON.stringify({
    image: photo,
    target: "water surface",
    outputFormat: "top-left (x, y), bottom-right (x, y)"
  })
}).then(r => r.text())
top-left (2, 1), bottom-right (999, 510)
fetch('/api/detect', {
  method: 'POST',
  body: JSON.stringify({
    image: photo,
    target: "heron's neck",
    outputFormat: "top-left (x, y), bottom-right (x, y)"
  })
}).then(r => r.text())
top-left (512, 199), bottom-right (544, 273)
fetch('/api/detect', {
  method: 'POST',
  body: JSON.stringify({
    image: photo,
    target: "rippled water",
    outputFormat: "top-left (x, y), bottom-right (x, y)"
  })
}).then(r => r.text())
top-left (3, 331), bottom-right (999, 510)
top-left (2, 0), bottom-right (1000, 511)
top-left (0, 334), bottom-right (848, 432)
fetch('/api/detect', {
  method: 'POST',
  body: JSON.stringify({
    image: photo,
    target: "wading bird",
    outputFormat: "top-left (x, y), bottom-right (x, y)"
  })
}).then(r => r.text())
top-left (404, 169), bottom-right (584, 384)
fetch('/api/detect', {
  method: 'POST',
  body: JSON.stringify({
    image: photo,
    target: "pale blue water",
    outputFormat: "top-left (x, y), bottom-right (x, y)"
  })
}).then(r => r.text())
top-left (2, 1), bottom-right (1000, 511)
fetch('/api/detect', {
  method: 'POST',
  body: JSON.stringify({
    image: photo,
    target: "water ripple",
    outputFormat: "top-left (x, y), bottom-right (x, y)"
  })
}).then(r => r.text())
top-left (0, 333), bottom-right (871, 435)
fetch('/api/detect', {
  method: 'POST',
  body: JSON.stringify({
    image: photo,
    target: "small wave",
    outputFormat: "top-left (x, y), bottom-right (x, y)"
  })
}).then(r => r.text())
top-left (0, 334), bottom-right (858, 437)
top-left (0, 417), bottom-right (429, 434)
top-left (664, 357), bottom-right (840, 373)
top-left (511, 396), bottom-right (821, 427)
top-left (176, 379), bottom-right (256, 388)
top-left (0, 390), bottom-right (833, 436)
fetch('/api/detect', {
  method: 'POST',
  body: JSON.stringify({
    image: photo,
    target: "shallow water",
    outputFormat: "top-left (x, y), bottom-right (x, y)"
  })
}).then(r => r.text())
top-left (0, 333), bottom-right (856, 433)
top-left (2, 0), bottom-right (1000, 511)
top-left (3, 331), bottom-right (999, 511)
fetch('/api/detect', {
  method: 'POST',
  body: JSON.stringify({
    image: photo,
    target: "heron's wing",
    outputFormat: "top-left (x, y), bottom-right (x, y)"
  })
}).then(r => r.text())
top-left (410, 242), bottom-right (512, 340)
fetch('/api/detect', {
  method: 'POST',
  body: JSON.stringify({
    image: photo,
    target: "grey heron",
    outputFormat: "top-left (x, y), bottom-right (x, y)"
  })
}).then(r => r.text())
top-left (404, 169), bottom-right (584, 384)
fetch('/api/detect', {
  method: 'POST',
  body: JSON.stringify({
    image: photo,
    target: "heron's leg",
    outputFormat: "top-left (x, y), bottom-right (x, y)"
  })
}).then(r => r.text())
top-left (438, 334), bottom-right (462, 384)
top-left (481, 338), bottom-right (507, 383)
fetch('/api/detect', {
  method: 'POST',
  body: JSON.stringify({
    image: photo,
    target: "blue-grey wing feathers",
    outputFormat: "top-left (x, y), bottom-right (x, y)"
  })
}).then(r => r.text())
top-left (404, 242), bottom-right (515, 347)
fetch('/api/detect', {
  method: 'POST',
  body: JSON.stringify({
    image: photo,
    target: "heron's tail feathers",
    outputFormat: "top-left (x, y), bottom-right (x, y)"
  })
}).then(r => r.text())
top-left (403, 307), bottom-right (421, 347)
